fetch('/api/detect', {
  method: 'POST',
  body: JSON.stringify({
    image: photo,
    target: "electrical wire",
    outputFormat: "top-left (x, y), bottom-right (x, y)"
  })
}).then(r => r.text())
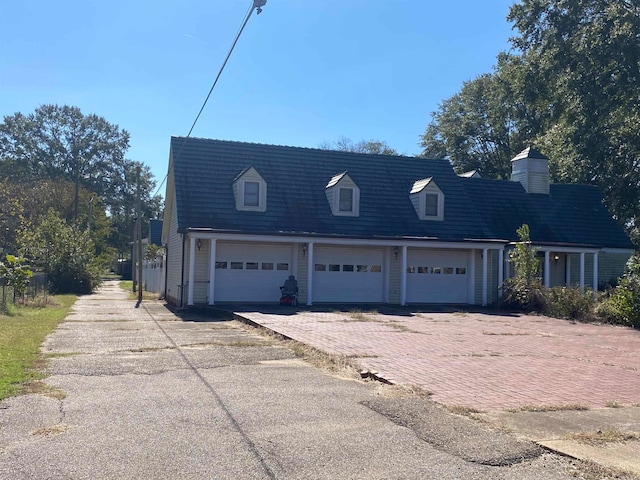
top-left (153, 0), bottom-right (264, 198)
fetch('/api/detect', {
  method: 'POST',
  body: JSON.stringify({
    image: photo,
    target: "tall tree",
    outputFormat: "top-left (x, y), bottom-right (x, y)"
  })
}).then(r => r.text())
top-left (0, 105), bottom-right (163, 257)
top-left (421, 72), bottom-right (528, 178)
top-left (319, 137), bottom-right (399, 155)
top-left (421, 0), bottom-right (640, 235)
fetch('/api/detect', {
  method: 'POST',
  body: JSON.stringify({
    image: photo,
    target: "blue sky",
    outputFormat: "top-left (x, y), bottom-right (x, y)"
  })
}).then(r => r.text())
top-left (1, 0), bottom-right (515, 197)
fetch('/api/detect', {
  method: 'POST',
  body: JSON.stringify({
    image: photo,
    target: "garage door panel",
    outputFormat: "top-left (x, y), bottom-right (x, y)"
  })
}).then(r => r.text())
top-left (215, 244), bottom-right (292, 302)
top-left (314, 247), bottom-right (384, 303)
top-left (406, 249), bottom-right (469, 303)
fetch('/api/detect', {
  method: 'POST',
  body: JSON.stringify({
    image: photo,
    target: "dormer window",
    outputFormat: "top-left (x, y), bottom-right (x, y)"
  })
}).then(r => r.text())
top-left (233, 167), bottom-right (267, 212)
top-left (339, 187), bottom-right (354, 212)
top-left (410, 177), bottom-right (444, 221)
top-left (325, 172), bottom-right (360, 217)
top-left (243, 181), bottom-right (260, 207)
top-left (425, 193), bottom-right (439, 216)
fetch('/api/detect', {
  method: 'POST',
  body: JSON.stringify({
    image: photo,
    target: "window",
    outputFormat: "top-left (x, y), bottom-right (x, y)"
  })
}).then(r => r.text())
top-left (230, 262), bottom-right (243, 270)
top-left (261, 263), bottom-right (274, 270)
top-left (356, 265), bottom-right (368, 272)
top-left (277, 263), bottom-right (289, 271)
top-left (407, 266), bottom-right (416, 273)
top-left (410, 178), bottom-right (444, 221)
top-left (246, 262), bottom-right (258, 270)
top-left (443, 267), bottom-right (454, 274)
top-left (326, 173), bottom-right (360, 217)
top-left (342, 265), bottom-right (354, 272)
top-left (431, 267), bottom-right (441, 274)
top-left (244, 181), bottom-right (260, 207)
top-left (425, 194), bottom-right (439, 217)
top-left (339, 188), bottom-right (354, 212)
top-left (417, 266), bottom-right (429, 274)
top-left (370, 265), bottom-right (382, 273)
top-left (215, 261), bottom-right (228, 269)
top-left (329, 264), bottom-right (340, 272)
top-left (233, 167), bottom-right (266, 212)
top-left (456, 267), bottom-right (467, 275)
top-left (315, 264), bottom-right (326, 271)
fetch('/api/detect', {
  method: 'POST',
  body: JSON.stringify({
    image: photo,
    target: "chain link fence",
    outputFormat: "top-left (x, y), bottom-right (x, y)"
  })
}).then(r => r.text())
top-left (0, 272), bottom-right (48, 306)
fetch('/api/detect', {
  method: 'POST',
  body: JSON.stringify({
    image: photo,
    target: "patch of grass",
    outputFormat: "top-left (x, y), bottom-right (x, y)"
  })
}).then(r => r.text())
top-left (507, 403), bottom-right (589, 413)
top-left (379, 383), bottom-right (433, 398)
top-left (31, 424), bottom-right (70, 437)
top-left (119, 281), bottom-right (159, 301)
top-left (568, 428), bottom-right (640, 446)
top-left (447, 405), bottom-right (485, 416)
top-left (289, 341), bottom-right (360, 378)
top-left (20, 380), bottom-right (66, 400)
top-left (0, 295), bottom-right (76, 401)
top-left (606, 400), bottom-right (624, 408)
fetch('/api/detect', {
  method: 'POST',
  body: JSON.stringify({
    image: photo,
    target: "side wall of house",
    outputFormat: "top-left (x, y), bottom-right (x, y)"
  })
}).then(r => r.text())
top-left (165, 193), bottom-right (183, 306)
top-left (598, 253), bottom-right (631, 287)
top-left (192, 241), bottom-right (210, 303)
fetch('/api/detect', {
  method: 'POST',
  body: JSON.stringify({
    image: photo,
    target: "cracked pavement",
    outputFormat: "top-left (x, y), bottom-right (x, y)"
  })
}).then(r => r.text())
top-left (0, 281), bottom-right (632, 479)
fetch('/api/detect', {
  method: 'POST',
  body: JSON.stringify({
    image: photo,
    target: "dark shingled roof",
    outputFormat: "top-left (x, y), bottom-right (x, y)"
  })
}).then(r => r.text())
top-left (462, 178), bottom-right (634, 249)
top-left (170, 137), bottom-right (633, 249)
top-left (148, 219), bottom-right (163, 246)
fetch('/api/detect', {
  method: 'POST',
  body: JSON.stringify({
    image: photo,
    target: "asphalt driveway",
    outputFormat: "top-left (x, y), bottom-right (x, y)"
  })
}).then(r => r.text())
top-left (3, 281), bottom-right (602, 479)
top-left (233, 307), bottom-right (640, 412)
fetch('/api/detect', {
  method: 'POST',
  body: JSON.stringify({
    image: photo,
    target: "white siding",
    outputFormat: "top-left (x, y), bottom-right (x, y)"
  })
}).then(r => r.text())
top-left (165, 193), bottom-right (183, 306)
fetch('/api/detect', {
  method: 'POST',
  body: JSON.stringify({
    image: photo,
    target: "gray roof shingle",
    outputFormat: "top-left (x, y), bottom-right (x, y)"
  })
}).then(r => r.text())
top-left (170, 137), bottom-right (633, 249)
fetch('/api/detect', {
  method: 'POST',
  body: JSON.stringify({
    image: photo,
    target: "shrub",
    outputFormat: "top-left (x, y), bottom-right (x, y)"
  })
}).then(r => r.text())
top-left (546, 286), bottom-right (594, 321)
top-left (502, 224), bottom-right (548, 312)
top-left (596, 253), bottom-right (640, 328)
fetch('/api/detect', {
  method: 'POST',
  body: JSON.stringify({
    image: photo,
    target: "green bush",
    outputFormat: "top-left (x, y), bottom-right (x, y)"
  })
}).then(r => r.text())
top-left (19, 211), bottom-right (102, 295)
top-left (502, 224), bottom-right (549, 312)
top-left (546, 286), bottom-right (594, 321)
top-left (596, 254), bottom-right (640, 328)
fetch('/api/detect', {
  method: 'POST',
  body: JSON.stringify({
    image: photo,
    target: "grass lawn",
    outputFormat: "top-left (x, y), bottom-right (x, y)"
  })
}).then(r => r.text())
top-left (0, 295), bottom-right (76, 401)
top-left (119, 280), bottom-right (160, 301)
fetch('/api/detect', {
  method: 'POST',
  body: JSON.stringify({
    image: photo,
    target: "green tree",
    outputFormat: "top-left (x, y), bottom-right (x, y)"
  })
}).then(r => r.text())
top-left (19, 211), bottom-right (101, 294)
top-left (503, 224), bottom-right (546, 311)
top-left (0, 105), bottom-right (163, 258)
top-left (0, 255), bottom-right (32, 297)
top-left (507, 0), bottom-right (640, 231)
top-left (421, 72), bottom-right (529, 178)
top-left (597, 253), bottom-right (640, 328)
top-left (420, 0), bottom-right (640, 237)
top-left (319, 137), bottom-right (399, 155)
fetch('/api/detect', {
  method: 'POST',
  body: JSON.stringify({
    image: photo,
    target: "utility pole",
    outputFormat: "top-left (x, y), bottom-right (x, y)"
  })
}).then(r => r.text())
top-left (136, 165), bottom-right (143, 304)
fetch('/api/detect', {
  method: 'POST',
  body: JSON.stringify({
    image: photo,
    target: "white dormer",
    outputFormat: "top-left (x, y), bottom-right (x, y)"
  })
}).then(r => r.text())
top-left (410, 177), bottom-right (444, 221)
top-left (325, 172), bottom-right (360, 217)
top-left (233, 167), bottom-right (267, 212)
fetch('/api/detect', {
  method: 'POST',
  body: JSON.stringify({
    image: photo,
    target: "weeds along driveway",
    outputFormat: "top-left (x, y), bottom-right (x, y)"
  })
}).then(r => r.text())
top-left (234, 308), bottom-right (640, 412)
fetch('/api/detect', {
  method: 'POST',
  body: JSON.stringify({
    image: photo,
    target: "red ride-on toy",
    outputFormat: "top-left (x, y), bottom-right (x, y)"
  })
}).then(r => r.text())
top-left (279, 275), bottom-right (298, 306)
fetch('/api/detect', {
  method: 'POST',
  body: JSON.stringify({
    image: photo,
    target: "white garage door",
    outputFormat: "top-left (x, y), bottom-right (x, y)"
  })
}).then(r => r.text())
top-left (214, 244), bottom-right (293, 302)
top-left (406, 249), bottom-right (469, 303)
top-left (313, 247), bottom-right (384, 303)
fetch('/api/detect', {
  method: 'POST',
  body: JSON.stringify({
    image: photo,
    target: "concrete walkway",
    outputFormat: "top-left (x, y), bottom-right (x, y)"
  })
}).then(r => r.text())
top-left (0, 281), bottom-right (605, 479)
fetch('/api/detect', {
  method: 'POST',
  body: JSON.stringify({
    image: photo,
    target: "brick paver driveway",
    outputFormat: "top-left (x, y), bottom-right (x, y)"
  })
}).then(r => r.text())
top-left (235, 309), bottom-right (640, 412)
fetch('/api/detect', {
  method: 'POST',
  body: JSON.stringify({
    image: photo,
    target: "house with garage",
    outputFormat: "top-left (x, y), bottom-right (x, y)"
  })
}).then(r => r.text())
top-left (161, 137), bottom-right (634, 307)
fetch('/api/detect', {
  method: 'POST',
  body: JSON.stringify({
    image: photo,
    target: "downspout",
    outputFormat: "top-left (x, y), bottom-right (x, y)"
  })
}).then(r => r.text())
top-left (180, 233), bottom-right (186, 308)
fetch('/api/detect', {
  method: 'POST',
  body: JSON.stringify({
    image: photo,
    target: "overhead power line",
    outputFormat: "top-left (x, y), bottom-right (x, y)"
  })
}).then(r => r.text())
top-left (153, 0), bottom-right (267, 198)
